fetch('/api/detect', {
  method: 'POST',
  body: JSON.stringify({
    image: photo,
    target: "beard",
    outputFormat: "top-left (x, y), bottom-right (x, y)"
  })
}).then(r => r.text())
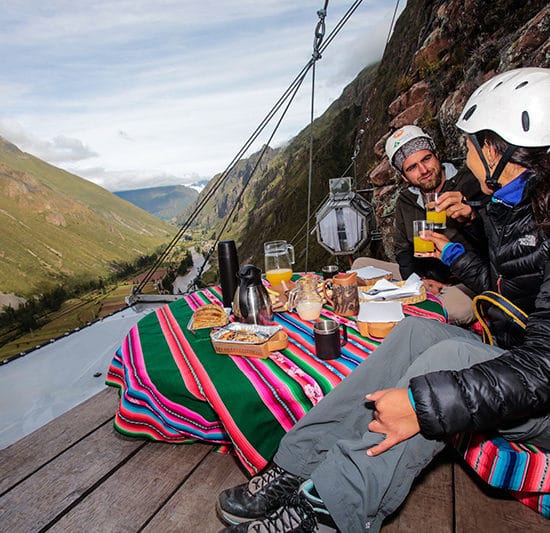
top-left (416, 170), bottom-right (443, 193)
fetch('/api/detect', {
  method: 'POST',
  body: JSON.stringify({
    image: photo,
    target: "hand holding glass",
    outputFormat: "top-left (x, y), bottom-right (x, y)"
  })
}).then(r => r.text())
top-left (413, 220), bottom-right (435, 257)
top-left (424, 192), bottom-right (446, 229)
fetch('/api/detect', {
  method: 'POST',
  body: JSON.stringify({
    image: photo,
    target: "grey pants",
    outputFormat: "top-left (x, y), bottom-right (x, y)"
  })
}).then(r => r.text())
top-left (274, 317), bottom-right (550, 533)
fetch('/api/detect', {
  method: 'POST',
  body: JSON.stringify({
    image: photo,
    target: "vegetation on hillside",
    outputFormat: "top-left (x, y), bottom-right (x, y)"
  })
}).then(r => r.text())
top-left (0, 137), bottom-right (173, 296)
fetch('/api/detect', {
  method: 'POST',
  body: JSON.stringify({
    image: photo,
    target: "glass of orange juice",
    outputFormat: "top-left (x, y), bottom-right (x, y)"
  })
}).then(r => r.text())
top-left (424, 192), bottom-right (446, 229)
top-left (264, 240), bottom-right (295, 288)
top-left (413, 220), bottom-right (435, 257)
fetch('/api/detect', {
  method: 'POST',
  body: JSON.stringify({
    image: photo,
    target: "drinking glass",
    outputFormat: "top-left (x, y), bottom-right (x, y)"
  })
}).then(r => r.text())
top-left (413, 220), bottom-right (435, 257)
top-left (424, 192), bottom-right (446, 229)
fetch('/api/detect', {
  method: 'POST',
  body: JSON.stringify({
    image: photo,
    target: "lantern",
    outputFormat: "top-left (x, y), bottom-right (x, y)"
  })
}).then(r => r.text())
top-left (316, 177), bottom-right (374, 255)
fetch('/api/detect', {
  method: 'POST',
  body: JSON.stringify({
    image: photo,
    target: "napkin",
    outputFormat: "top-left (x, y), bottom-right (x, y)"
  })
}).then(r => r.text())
top-left (357, 301), bottom-right (405, 323)
top-left (359, 273), bottom-right (423, 301)
top-left (348, 265), bottom-right (392, 280)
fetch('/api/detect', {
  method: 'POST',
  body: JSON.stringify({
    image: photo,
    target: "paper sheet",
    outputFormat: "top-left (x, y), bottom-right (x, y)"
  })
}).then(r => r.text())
top-left (348, 265), bottom-right (392, 280)
top-left (357, 301), bottom-right (405, 323)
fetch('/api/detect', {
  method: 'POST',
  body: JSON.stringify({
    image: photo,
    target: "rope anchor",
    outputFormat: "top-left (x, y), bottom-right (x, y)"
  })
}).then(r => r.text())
top-left (312, 5), bottom-right (327, 60)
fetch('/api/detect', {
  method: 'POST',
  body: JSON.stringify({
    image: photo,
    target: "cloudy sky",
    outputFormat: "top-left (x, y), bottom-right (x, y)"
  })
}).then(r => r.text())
top-left (0, 1), bottom-right (405, 191)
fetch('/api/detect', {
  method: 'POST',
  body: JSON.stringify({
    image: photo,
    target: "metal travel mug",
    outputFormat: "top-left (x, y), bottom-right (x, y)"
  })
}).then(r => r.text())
top-left (313, 319), bottom-right (348, 360)
top-left (321, 264), bottom-right (339, 280)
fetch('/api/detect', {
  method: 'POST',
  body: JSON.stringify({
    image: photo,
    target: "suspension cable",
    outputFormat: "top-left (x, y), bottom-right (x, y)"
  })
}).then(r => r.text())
top-left (384, 0), bottom-right (401, 48)
top-left (305, 2), bottom-right (328, 272)
top-left (189, 75), bottom-right (308, 292)
top-left (132, 0), bottom-right (365, 297)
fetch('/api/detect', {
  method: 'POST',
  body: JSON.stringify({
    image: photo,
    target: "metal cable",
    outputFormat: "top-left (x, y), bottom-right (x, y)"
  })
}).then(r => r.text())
top-left (385, 0), bottom-right (401, 48)
top-left (190, 74), bottom-right (308, 291)
top-left (134, 0), bottom-right (366, 296)
top-left (305, 3), bottom-right (328, 271)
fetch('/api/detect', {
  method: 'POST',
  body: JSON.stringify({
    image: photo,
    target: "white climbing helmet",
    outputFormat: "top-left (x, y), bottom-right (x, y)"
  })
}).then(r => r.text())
top-left (456, 67), bottom-right (550, 147)
top-left (385, 125), bottom-right (436, 171)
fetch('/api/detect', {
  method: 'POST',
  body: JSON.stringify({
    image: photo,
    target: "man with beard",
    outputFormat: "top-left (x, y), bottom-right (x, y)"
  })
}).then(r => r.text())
top-left (386, 125), bottom-right (487, 324)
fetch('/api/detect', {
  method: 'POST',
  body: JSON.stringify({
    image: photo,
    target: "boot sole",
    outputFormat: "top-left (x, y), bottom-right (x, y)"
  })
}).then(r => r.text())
top-left (216, 499), bottom-right (256, 525)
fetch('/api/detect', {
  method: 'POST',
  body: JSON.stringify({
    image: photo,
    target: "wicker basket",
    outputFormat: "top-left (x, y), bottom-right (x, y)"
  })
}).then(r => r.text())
top-left (358, 281), bottom-right (426, 305)
top-left (356, 273), bottom-right (393, 288)
top-left (356, 320), bottom-right (399, 339)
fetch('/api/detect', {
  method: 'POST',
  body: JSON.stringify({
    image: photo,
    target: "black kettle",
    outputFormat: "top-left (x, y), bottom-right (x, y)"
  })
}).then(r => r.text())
top-left (233, 264), bottom-right (273, 325)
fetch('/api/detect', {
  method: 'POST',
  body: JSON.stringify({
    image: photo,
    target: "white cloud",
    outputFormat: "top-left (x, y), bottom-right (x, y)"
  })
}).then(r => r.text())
top-left (0, 119), bottom-right (97, 162)
top-left (0, 1), bottom-right (405, 191)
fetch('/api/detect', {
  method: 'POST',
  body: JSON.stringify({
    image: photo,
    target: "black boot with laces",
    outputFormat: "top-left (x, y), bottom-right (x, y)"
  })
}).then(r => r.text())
top-left (218, 492), bottom-right (317, 532)
top-left (217, 465), bottom-right (305, 525)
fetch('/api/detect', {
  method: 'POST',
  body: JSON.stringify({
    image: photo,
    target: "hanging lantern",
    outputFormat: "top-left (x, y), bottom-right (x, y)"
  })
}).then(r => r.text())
top-left (316, 177), bottom-right (374, 255)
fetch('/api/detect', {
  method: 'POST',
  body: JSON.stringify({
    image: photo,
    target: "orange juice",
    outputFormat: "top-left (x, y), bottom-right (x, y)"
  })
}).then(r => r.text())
top-left (426, 209), bottom-right (446, 227)
top-left (414, 236), bottom-right (435, 255)
top-left (266, 268), bottom-right (293, 286)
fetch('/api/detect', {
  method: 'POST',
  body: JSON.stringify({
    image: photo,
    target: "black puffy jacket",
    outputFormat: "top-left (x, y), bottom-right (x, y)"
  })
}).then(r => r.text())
top-left (410, 187), bottom-right (550, 439)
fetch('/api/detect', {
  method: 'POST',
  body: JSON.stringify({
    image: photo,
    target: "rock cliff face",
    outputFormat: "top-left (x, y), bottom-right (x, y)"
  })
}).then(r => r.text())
top-left (208, 0), bottom-right (549, 270)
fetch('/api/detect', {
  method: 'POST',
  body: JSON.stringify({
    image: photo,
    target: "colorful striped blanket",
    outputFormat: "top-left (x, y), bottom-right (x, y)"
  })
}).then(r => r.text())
top-left (454, 433), bottom-right (550, 517)
top-left (106, 285), bottom-right (446, 474)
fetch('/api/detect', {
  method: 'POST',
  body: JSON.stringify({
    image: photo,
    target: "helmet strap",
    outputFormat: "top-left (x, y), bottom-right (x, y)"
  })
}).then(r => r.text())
top-left (469, 134), bottom-right (516, 191)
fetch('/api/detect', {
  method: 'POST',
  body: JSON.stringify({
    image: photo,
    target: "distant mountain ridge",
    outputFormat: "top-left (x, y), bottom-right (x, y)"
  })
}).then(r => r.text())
top-left (114, 185), bottom-right (198, 222)
top-left (0, 136), bottom-right (172, 296)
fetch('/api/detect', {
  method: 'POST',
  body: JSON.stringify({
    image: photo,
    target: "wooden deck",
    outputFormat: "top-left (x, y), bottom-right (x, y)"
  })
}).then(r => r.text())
top-left (1, 388), bottom-right (548, 532)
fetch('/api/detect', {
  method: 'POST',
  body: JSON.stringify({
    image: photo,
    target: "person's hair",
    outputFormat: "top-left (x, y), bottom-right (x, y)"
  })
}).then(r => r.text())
top-left (474, 130), bottom-right (550, 235)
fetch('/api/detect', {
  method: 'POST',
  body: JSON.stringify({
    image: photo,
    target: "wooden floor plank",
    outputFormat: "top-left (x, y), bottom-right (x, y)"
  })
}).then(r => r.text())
top-left (0, 424), bottom-right (143, 531)
top-left (382, 450), bottom-right (454, 532)
top-left (49, 441), bottom-right (212, 532)
top-left (454, 461), bottom-right (549, 532)
top-left (0, 387), bottom-right (118, 493)
top-left (143, 451), bottom-right (247, 533)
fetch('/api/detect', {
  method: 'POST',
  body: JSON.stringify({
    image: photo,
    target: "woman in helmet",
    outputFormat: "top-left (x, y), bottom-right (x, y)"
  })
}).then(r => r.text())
top-left (426, 67), bottom-right (550, 347)
top-left (216, 68), bottom-right (550, 533)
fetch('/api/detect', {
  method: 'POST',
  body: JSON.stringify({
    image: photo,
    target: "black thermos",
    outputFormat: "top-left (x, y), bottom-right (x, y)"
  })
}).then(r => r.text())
top-left (218, 240), bottom-right (240, 308)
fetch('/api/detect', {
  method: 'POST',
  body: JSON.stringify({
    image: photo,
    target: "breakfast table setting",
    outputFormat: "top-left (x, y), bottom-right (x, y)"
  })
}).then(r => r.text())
top-left (106, 240), bottom-right (448, 474)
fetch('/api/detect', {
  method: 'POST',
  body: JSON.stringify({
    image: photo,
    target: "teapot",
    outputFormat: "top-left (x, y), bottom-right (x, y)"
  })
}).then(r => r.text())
top-left (287, 275), bottom-right (323, 321)
top-left (233, 264), bottom-right (273, 325)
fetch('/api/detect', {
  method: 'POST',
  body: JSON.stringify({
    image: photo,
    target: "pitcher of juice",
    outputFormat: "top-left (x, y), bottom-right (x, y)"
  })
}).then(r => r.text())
top-left (264, 240), bottom-right (295, 288)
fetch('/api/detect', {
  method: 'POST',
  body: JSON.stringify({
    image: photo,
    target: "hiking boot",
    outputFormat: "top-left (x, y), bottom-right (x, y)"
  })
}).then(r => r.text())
top-left (299, 479), bottom-right (337, 529)
top-left (298, 479), bottom-right (328, 515)
top-left (217, 465), bottom-right (305, 525)
top-left (218, 492), bottom-right (317, 532)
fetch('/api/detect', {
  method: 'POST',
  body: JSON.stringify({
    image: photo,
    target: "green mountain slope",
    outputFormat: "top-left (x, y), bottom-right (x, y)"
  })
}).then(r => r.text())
top-left (0, 137), bottom-right (172, 296)
top-left (114, 185), bottom-right (198, 221)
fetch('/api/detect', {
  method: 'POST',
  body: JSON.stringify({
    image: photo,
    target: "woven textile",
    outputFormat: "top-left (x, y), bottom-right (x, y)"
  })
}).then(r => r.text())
top-left (454, 432), bottom-right (550, 517)
top-left (106, 285), bottom-right (446, 474)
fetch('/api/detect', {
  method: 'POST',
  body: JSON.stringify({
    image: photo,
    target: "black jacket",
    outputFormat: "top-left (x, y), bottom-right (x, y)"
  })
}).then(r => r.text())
top-left (410, 188), bottom-right (550, 439)
top-left (393, 165), bottom-right (487, 282)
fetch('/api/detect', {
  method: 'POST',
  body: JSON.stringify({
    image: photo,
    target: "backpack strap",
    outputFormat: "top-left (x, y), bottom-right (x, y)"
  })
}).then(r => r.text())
top-left (473, 291), bottom-right (528, 345)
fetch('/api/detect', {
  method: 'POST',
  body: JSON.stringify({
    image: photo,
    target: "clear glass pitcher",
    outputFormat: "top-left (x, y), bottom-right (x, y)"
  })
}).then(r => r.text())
top-left (287, 275), bottom-right (323, 321)
top-left (264, 240), bottom-right (295, 288)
